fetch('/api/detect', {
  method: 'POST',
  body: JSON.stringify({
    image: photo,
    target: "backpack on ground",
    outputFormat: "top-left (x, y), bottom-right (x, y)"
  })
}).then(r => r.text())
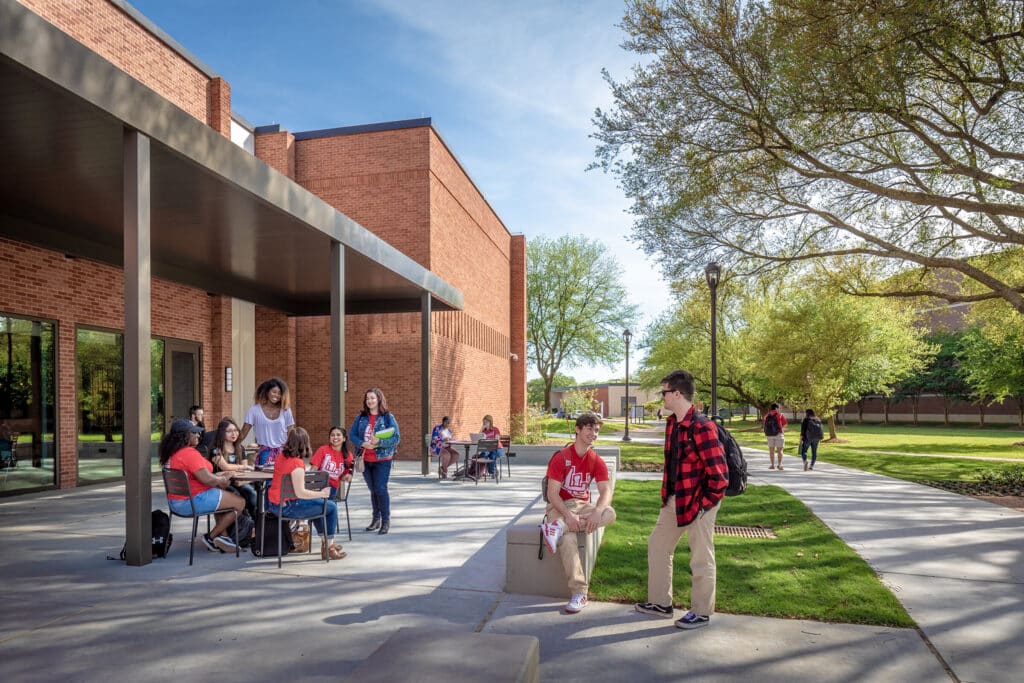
top-left (805, 417), bottom-right (824, 442)
top-left (687, 413), bottom-right (748, 497)
top-left (251, 513), bottom-right (294, 557)
top-left (109, 509), bottom-right (173, 561)
top-left (151, 509), bottom-right (173, 558)
top-left (763, 412), bottom-right (781, 436)
top-left (227, 510), bottom-right (256, 549)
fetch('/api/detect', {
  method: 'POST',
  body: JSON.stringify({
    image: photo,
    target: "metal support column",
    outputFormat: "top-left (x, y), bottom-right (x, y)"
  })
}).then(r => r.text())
top-left (420, 291), bottom-right (432, 475)
top-left (123, 130), bottom-right (152, 567)
top-left (329, 242), bottom-right (345, 428)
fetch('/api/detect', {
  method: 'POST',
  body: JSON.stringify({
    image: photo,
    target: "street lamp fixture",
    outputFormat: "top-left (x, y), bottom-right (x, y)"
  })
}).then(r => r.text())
top-left (622, 328), bottom-right (632, 442)
top-left (704, 262), bottom-right (722, 418)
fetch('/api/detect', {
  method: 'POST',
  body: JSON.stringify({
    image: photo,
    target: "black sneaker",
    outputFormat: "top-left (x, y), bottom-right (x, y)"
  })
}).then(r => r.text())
top-left (215, 535), bottom-right (238, 552)
top-left (675, 611), bottom-right (710, 629)
top-left (635, 602), bottom-right (674, 618)
top-left (201, 533), bottom-right (223, 553)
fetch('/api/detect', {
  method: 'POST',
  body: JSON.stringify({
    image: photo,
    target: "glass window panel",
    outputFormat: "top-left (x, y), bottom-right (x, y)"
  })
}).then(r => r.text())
top-left (0, 314), bottom-right (57, 494)
top-left (76, 328), bottom-right (124, 484)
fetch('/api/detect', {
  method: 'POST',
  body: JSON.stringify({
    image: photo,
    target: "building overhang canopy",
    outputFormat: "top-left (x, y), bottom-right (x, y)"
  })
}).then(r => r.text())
top-left (0, 0), bottom-right (462, 316)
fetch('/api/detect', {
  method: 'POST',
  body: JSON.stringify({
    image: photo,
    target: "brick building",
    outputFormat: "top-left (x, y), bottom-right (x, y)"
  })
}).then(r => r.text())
top-left (0, 0), bottom-right (527, 518)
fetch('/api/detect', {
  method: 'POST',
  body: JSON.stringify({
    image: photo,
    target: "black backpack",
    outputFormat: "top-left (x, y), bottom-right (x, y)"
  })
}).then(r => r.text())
top-left (763, 412), bottom-right (781, 436)
top-left (688, 413), bottom-right (748, 496)
top-left (151, 509), bottom-right (173, 558)
top-left (110, 509), bottom-right (173, 561)
top-left (251, 514), bottom-right (294, 557)
top-left (805, 417), bottom-right (824, 442)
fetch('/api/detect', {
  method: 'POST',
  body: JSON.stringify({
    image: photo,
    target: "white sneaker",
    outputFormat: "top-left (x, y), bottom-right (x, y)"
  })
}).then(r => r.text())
top-left (566, 593), bottom-right (588, 613)
top-left (541, 522), bottom-right (563, 554)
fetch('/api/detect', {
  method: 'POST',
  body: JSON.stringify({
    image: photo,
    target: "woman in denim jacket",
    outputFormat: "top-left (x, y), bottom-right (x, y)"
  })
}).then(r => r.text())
top-left (350, 387), bottom-right (400, 535)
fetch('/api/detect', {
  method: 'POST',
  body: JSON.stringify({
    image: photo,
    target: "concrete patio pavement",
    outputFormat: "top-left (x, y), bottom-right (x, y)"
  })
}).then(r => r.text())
top-left (0, 449), bottom-right (1017, 681)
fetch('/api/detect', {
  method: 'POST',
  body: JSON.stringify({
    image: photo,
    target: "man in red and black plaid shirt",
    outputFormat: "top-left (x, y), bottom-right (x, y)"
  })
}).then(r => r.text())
top-left (635, 369), bottom-right (729, 630)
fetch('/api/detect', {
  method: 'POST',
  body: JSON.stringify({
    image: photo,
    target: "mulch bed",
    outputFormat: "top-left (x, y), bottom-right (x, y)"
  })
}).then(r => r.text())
top-left (915, 480), bottom-right (1024, 512)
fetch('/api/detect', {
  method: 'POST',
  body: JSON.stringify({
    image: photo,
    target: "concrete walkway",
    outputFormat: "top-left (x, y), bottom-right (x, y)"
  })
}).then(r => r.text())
top-left (0, 452), bottom-right (1019, 681)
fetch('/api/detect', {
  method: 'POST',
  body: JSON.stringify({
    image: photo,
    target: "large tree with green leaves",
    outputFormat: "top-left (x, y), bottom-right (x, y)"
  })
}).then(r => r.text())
top-left (527, 235), bottom-right (638, 409)
top-left (593, 0), bottom-right (1024, 313)
top-left (960, 304), bottom-right (1024, 426)
top-left (746, 288), bottom-right (935, 437)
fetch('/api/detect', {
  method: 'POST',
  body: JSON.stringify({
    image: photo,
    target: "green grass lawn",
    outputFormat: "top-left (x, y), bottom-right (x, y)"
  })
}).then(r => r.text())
top-left (731, 422), bottom-right (1024, 460)
top-left (589, 481), bottom-right (914, 627)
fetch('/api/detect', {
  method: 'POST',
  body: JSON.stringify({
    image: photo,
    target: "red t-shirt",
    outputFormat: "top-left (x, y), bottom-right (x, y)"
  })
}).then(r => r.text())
top-left (482, 426), bottom-right (501, 442)
top-left (362, 414), bottom-right (379, 462)
top-left (545, 445), bottom-right (610, 503)
top-left (167, 447), bottom-right (214, 500)
top-left (310, 445), bottom-right (353, 488)
top-left (267, 455), bottom-right (304, 506)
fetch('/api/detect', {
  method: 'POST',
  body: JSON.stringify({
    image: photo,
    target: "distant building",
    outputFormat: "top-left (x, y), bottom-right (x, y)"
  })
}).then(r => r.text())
top-left (550, 383), bottom-right (659, 419)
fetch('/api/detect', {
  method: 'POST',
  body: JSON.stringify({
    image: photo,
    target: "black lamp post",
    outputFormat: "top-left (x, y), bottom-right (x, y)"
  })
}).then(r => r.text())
top-left (622, 328), bottom-right (632, 442)
top-left (704, 262), bottom-right (721, 418)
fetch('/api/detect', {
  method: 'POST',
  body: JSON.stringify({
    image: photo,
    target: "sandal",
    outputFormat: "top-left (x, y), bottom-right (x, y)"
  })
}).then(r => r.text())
top-left (328, 544), bottom-right (347, 560)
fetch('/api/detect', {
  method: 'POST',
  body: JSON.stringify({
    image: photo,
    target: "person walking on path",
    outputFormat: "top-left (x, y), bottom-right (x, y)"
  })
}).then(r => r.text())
top-left (635, 369), bottom-right (729, 630)
top-left (763, 403), bottom-right (788, 470)
top-left (350, 387), bottom-right (400, 535)
top-left (540, 412), bottom-right (616, 615)
top-left (799, 409), bottom-right (824, 471)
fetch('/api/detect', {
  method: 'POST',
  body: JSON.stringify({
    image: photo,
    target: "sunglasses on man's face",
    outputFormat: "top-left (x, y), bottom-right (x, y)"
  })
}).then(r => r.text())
top-left (660, 389), bottom-right (675, 396)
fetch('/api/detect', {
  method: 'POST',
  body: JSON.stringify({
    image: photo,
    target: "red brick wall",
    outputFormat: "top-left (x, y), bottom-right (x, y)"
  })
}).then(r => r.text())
top-left (18, 0), bottom-right (212, 125)
top-left (207, 77), bottom-right (232, 137)
top-left (255, 130), bottom-right (296, 179)
top-left (294, 128), bottom-right (431, 265)
top-left (0, 238), bottom-right (217, 489)
top-left (254, 306), bottom-right (297, 410)
top-left (509, 235), bottom-right (527, 420)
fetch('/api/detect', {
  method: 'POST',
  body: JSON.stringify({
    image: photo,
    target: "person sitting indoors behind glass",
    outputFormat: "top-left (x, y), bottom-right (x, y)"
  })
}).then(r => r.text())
top-left (474, 414), bottom-right (504, 477)
top-left (161, 418), bottom-right (244, 553)
top-left (209, 417), bottom-right (258, 516)
top-left (266, 426), bottom-right (346, 560)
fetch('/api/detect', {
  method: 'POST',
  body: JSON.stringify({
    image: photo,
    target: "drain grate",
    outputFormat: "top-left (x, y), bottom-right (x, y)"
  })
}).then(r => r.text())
top-left (714, 525), bottom-right (777, 539)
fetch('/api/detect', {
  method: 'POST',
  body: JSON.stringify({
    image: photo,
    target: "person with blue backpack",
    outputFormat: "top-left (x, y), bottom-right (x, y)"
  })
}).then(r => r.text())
top-left (799, 408), bottom-right (825, 471)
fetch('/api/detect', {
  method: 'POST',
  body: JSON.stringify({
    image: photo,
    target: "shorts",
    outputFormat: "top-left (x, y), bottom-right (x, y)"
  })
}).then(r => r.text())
top-left (766, 435), bottom-right (785, 449)
top-left (168, 487), bottom-right (222, 516)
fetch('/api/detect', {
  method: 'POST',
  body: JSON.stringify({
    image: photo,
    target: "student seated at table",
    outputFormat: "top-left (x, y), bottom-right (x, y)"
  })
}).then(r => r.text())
top-left (430, 416), bottom-right (460, 479)
top-left (160, 418), bottom-right (245, 554)
top-left (209, 417), bottom-right (258, 516)
top-left (310, 426), bottom-right (354, 499)
top-left (266, 427), bottom-right (346, 560)
top-left (474, 414), bottom-right (504, 477)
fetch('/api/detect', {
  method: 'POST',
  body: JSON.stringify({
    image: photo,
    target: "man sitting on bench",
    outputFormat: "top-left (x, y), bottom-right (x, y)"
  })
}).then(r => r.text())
top-left (540, 411), bottom-right (617, 614)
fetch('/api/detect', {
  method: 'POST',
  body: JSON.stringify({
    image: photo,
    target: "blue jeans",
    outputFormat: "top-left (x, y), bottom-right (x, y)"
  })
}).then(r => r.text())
top-left (477, 448), bottom-right (504, 475)
top-left (267, 499), bottom-right (338, 538)
top-left (800, 440), bottom-right (819, 466)
top-left (363, 459), bottom-right (393, 523)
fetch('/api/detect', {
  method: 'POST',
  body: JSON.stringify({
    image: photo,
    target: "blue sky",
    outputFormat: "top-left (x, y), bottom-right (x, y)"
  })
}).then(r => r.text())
top-left (129, 0), bottom-right (671, 382)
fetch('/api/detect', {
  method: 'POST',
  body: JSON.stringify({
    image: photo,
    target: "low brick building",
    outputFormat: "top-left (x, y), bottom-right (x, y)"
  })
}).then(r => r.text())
top-left (0, 0), bottom-right (526, 506)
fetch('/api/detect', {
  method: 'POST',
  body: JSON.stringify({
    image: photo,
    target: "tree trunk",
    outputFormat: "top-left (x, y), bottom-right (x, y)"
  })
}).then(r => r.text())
top-left (856, 398), bottom-right (865, 424)
top-left (943, 398), bottom-right (951, 427)
top-left (1017, 398), bottom-right (1024, 428)
top-left (827, 414), bottom-right (837, 440)
top-left (979, 402), bottom-right (986, 426)
top-left (883, 396), bottom-right (890, 425)
top-left (911, 395), bottom-right (919, 426)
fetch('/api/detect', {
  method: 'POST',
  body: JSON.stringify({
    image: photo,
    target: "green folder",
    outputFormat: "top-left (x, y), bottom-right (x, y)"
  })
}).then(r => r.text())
top-left (374, 427), bottom-right (395, 440)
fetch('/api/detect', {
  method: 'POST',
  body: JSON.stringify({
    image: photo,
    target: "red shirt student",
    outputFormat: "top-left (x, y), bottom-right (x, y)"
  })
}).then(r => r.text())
top-left (310, 426), bottom-right (354, 497)
top-left (540, 412), bottom-right (617, 615)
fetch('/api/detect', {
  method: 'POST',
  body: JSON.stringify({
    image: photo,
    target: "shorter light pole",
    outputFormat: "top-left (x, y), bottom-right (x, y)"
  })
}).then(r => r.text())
top-left (704, 262), bottom-right (721, 418)
top-left (622, 328), bottom-right (632, 442)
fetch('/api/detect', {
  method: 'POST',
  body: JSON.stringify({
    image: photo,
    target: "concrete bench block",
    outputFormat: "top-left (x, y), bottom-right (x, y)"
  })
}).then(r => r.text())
top-left (505, 520), bottom-right (603, 599)
top-left (344, 627), bottom-right (539, 683)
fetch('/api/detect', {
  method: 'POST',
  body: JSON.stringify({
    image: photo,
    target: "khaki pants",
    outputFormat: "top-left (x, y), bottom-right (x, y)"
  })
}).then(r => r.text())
top-left (545, 498), bottom-right (617, 595)
top-left (646, 496), bottom-right (720, 615)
